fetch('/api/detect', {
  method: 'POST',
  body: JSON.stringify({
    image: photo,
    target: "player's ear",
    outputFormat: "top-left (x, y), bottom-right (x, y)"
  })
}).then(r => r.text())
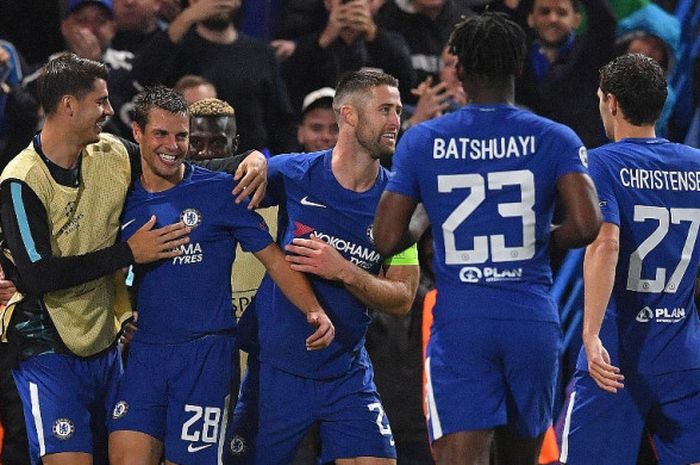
top-left (340, 104), bottom-right (357, 127)
top-left (132, 121), bottom-right (143, 143)
top-left (607, 93), bottom-right (618, 117)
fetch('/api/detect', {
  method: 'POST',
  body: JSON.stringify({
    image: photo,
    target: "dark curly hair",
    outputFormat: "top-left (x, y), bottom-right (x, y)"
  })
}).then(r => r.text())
top-left (448, 12), bottom-right (526, 83)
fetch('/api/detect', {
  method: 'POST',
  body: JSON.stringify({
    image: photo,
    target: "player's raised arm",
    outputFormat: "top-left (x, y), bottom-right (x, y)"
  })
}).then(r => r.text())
top-left (254, 243), bottom-right (335, 350)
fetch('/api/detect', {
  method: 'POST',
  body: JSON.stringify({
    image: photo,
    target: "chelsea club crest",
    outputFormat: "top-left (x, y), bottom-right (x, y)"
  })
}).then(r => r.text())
top-left (180, 208), bottom-right (202, 229)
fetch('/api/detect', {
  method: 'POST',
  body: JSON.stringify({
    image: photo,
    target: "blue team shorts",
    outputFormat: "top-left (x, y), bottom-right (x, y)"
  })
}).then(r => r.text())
top-left (12, 347), bottom-right (122, 465)
top-left (108, 334), bottom-right (238, 465)
top-left (561, 368), bottom-right (700, 465)
top-left (226, 357), bottom-right (260, 465)
top-left (242, 356), bottom-right (395, 465)
top-left (425, 317), bottom-right (561, 442)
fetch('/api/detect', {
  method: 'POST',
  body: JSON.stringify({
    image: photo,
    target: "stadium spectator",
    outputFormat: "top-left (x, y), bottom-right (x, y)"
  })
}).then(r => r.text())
top-left (130, 0), bottom-right (298, 154)
top-left (296, 87), bottom-right (339, 152)
top-left (174, 74), bottom-right (217, 105)
top-left (281, 0), bottom-right (416, 114)
top-left (516, 0), bottom-right (616, 148)
top-left (376, 0), bottom-right (472, 101)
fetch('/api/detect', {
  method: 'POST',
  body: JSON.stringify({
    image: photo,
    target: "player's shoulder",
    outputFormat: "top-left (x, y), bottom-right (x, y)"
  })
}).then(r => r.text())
top-left (519, 110), bottom-right (582, 142)
top-left (187, 163), bottom-right (235, 188)
top-left (269, 150), bottom-right (329, 178)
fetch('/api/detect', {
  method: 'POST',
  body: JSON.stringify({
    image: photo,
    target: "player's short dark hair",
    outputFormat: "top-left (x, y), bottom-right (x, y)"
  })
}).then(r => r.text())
top-left (133, 85), bottom-right (189, 129)
top-left (333, 70), bottom-right (399, 114)
top-left (599, 54), bottom-right (667, 126)
top-left (448, 12), bottom-right (526, 83)
top-left (38, 53), bottom-right (109, 115)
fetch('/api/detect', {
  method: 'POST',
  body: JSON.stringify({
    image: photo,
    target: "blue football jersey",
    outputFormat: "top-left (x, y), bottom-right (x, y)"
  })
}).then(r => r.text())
top-left (256, 150), bottom-right (387, 379)
top-left (579, 138), bottom-right (700, 374)
top-left (120, 164), bottom-right (273, 343)
top-left (387, 104), bottom-right (588, 325)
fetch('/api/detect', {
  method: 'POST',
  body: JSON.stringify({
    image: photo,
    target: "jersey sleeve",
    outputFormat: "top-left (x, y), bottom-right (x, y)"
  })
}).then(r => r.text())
top-left (549, 124), bottom-right (590, 179)
top-left (588, 147), bottom-right (620, 226)
top-left (385, 126), bottom-right (423, 200)
top-left (0, 180), bottom-right (134, 295)
top-left (222, 178), bottom-right (274, 253)
top-left (261, 154), bottom-right (290, 207)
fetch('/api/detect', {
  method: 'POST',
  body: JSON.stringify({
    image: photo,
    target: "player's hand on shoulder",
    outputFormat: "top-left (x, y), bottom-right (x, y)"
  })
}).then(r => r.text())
top-left (583, 334), bottom-right (625, 393)
top-left (233, 150), bottom-right (268, 209)
top-left (305, 309), bottom-right (335, 350)
top-left (127, 216), bottom-right (191, 264)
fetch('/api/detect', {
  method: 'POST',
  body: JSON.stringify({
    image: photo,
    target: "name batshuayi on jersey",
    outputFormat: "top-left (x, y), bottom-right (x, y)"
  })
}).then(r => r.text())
top-left (386, 105), bottom-right (589, 324)
top-left (584, 138), bottom-right (700, 374)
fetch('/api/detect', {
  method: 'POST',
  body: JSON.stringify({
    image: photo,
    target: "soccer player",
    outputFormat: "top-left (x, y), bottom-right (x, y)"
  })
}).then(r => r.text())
top-left (560, 54), bottom-right (700, 465)
top-left (107, 86), bottom-right (334, 465)
top-left (235, 70), bottom-right (420, 465)
top-left (372, 13), bottom-right (601, 465)
top-left (0, 53), bottom-right (266, 465)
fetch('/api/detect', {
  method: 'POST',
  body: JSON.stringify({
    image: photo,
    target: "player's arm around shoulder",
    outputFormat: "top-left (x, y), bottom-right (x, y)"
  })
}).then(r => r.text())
top-left (254, 243), bottom-right (335, 350)
top-left (285, 236), bottom-right (420, 316)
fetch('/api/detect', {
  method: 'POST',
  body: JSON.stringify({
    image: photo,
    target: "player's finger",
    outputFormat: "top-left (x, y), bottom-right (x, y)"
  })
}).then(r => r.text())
top-left (247, 181), bottom-right (267, 209)
top-left (306, 323), bottom-right (334, 350)
top-left (136, 215), bottom-right (157, 231)
top-left (285, 247), bottom-right (312, 259)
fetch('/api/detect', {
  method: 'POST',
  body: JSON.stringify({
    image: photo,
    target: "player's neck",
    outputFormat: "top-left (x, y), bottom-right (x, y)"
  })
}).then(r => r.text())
top-left (331, 145), bottom-right (379, 193)
top-left (39, 121), bottom-right (86, 169)
top-left (464, 78), bottom-right (515, 105)
top-left (140, 164), bottom-right (185, 193)
top-left (613, 121), bottom-right (656, 142)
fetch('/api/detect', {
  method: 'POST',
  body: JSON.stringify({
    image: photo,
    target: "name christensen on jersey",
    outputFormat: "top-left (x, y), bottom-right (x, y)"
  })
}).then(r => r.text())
top-left (619, 167), bottom-right (700, 191)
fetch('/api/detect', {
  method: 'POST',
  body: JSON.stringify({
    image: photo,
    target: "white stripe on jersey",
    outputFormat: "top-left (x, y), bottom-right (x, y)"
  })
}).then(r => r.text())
top-left (29, 382), bottom-right (46, 456)
top-left (217, 393), bottom-right (230, 465)
top-left (425, 357), bottom-right (444, 441)
top-left (559, 390), bottom-right (577, 463)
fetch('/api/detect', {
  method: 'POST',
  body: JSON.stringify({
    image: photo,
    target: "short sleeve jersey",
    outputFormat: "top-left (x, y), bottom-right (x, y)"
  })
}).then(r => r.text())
top-left (120, 164), bottom-right (272, 343)
top-left (256, 150), bottom-right (388, 379)
top-left (579, 138), bottom-right (700, 375)
top-left (387, 104), bottom-right (588, 325)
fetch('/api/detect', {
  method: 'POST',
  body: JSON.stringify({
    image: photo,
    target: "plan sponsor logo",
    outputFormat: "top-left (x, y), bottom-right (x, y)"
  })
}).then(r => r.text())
top-left (636, 306), bottom-right (686, 323)
top-left (459, 266), bottom-right (523, 283)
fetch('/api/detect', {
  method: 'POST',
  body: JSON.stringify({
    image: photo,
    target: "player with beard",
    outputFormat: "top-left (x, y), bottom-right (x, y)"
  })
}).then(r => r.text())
top-left (130, 0), bottom-right (298, 154)
top-left (232, 70), bottom-right (420, 465)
